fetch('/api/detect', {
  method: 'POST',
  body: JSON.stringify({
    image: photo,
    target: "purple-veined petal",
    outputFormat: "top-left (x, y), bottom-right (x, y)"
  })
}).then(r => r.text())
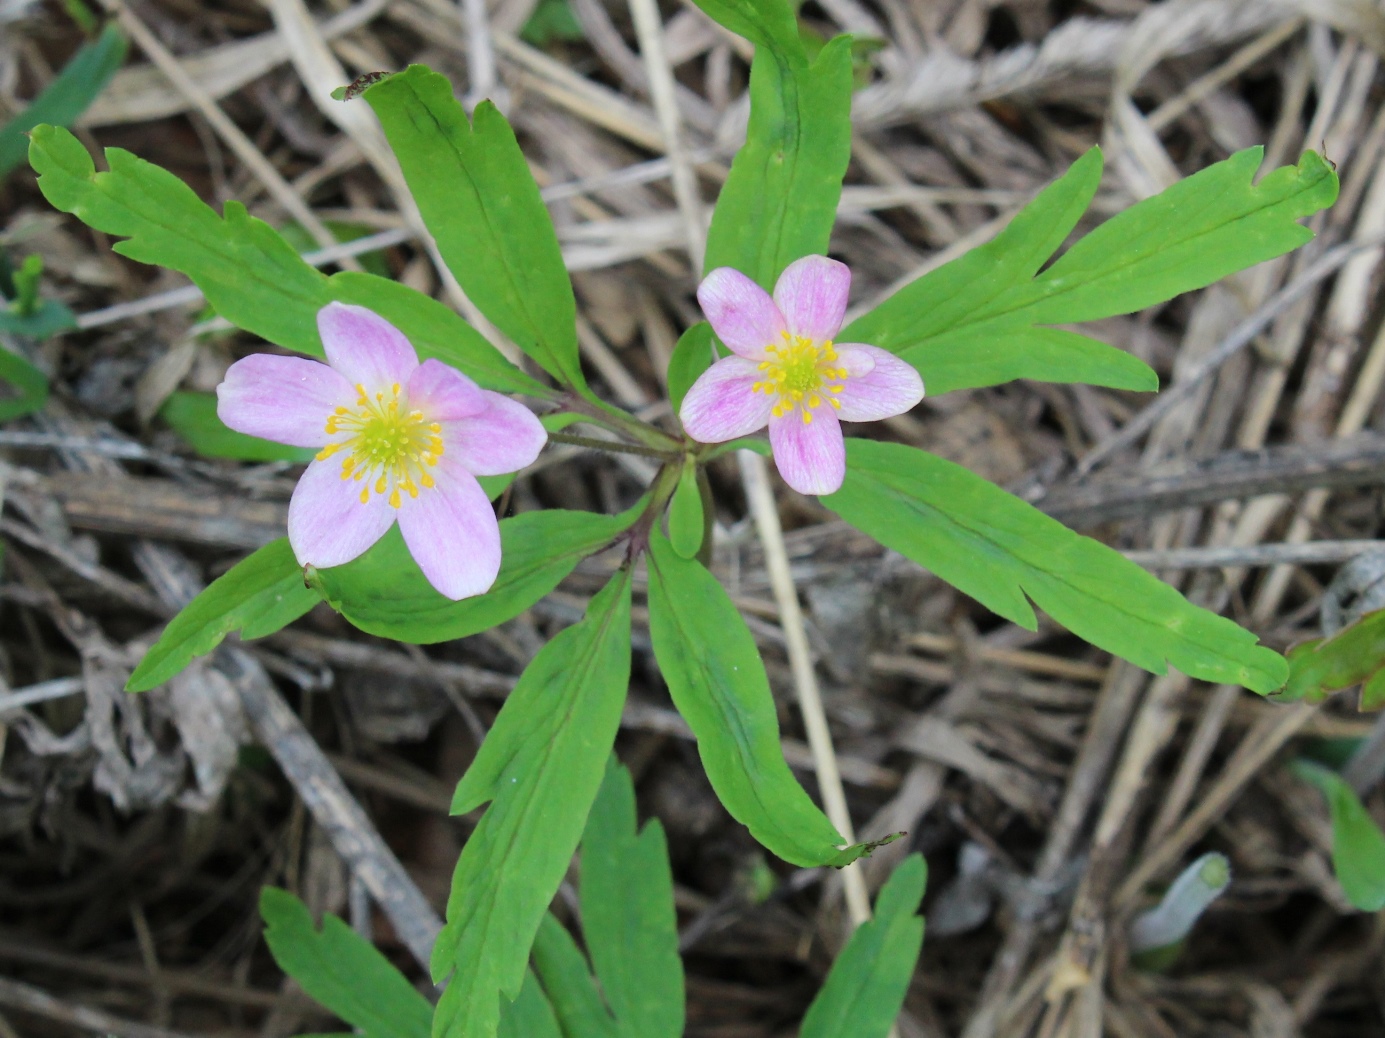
top-left (440, 392), bottom-right (548, 476)
top-left (773, 255), bottom-right (850, 343)
top-left (696, 267), bottom-right (786, 360)
top-left (769, 407), bottom-right (845, 495)
top-left (217, 354), bottom-right (355, 447)
top-left (287, 458), bottom-right (396, 569)
top-left (397, 457), bottom-right (501, 600)
top-left (318, 301), bottom-right (418, 390)
top-left (679, 356), bottom-right (774, 442)
top-left (832, 345), bottom-right (925, 422)
top-left (406, 358), bottom-right (488, 421)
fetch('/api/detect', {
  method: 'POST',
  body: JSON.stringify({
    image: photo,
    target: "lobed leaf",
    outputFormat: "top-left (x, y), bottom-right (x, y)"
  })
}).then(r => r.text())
top-left (259, 887), bottom-right (432, 1038)
top-left (689, 0), bottom-right (804, 63)
top-left (127, 538), bottom-right (317, 692)
top-left (799, 854), bottom-right (927, 1038)
top-left (530, 914), bottom-right (618, 1038)
top-left (1279, 608), bottom-right (1385, 707)
top-left (579, 763), bottom-right (684, 1038)
top-left (646, 530), bottom-right (870, 867)
top-left (432, 569), bottom-right (633, 1038)
top-left (308, 506), bottom-right (634, 644)
top-left (498, 971), bottom-right (563, 1038)
top-left (703, 38), bottom-right (853, 288)
top-left (362, 66), bottom-right (584, 389)
top-left (1291, 761), bottom-right (1385, 912)
top-left (27, 124), bottom-right (540, 396)
top-left (844, 147), bottom-right (1338, 395)
top-left (825, 441), bottom-right (1287, 694)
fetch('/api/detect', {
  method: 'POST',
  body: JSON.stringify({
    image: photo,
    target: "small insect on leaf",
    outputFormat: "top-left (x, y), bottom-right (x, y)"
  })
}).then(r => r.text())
top-left (333, 71), bottom-right (392, 101)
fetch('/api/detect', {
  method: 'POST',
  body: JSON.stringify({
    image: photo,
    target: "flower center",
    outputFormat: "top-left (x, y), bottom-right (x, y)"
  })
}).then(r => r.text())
top-left (315, 383), bottom-right (444, 508)
top-left (751, 332), bottom-right (849, 423)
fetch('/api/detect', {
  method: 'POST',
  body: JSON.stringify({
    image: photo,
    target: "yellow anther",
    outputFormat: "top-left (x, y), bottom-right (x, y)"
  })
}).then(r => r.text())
top-left (753, 332), bottom-right (854, 423)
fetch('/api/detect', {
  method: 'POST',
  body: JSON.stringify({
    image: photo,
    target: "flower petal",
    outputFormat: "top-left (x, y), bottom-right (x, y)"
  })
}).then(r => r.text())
top-left (680, 356), bottom-right (774, 442)
top-left (217, 354), bottom-right (355, 447)
top-left (441, 392), bottom-right (548, 476)
top-left (406, 358), bottom-right (488, 421)
top-left (832, 345), bottom-right (925, 422)
top-left (287, 458), bottom-right (396, 569)
top-left (773, 255), bottom-right (850, 343)
top-left (397, 458), bottom-right (501, 600)
top-left (696, 267), bottom-right (786, 359)
top-left (769, 408), bottom-right (845, 495)
top-left (318, 301), bottom-right (418, 389)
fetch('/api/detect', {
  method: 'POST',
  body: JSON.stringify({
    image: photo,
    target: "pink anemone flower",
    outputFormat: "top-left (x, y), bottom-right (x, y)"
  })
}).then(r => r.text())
top-left (216, 302), bottom-right (547, 600)
top-left (680, 255), bottom-right (924, 495)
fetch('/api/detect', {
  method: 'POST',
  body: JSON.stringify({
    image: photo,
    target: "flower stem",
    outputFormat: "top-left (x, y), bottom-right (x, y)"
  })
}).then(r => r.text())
top-left (548, 430), bottom-right (678, 459)
top-left (559, 391), bottom-right (681, 452)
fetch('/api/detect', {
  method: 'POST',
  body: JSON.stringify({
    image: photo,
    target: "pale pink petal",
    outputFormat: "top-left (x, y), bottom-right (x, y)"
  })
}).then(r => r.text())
top-left (406, 358), bottom-right (488, 420)
top-left (832, 345), bottom-right (925, 422)
top-left (769, 408), bottom-right (845, 495)
top-left (440, 393), bottom-right (548, 476)
top-left (696, 268), bottom-right (787, 360)
top-left (287, 458), bottom-right (396, 569)
top-left (679, 356), bottom-right (774, 442)
top-left (397, 457), bottom-right (501, 600)
top-left (773, 255), bottom-right (850, 343)
top-left (318, 302), bottom-right (418, 390)
top-left (217, 354), bottom-right (355, 447)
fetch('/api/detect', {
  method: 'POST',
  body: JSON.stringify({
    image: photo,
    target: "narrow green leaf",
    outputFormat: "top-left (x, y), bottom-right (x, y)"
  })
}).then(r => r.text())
top-left (362, 67), bottom-right (583, 389)
top-left (0, 299), bottom-right (77, 340)
top-left (0, 343), bottom-right (50, 421)
top-left (432, 569), bottom-right (633, 1038)
top-left (647, 530), bottom-right (869, 867)
top-left (530, 914), bottom-right (618, 1038)
top-left (799, 854), bottom-right (927, 1038)
top-left (1291, 760), bottom-right (1385, 912)
top-left (498, 970), bottom-right (563, 1038)
top-left (27, 125), bottom-right (538, 395)
top-left (308, 506), bottom-right (634, 644)
top-left (127, 538), bottom-right (316, 692)
top-left (825, 441), bottom-right (1287, 694)
top-left (580, 763), bottom-right (684, 1038)
top-left (160, 391), bottom-right (315, 462)
top-left (0, 23), bottom-right (127, 179)
top-left (1279, 608), bottom-right (1385, 705)
top-left (667, 322), bottom-right (714, 415)
top-left (667, 460), bottom-right (704, 559)
top-left (689, 0), bottom-right (805, 62)
top-left (259, 887), bottom-right (432, 1038)
top-left (844, 148), bottom-right (1337, 395)
top-left (703, 38), bottom-right (853, 288)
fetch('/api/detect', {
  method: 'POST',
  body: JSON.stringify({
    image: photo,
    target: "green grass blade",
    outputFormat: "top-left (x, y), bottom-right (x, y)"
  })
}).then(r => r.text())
top-left (126, 538), bottom-right (317, 692)
top-left (432, 569), bottom-right (633, 1038)
top-left (825, 441), bottom-right (1286, 694)
top-left (259, 887), bottom-right (432, 1038)
top-left (362, 67), bottom-right (584, 389)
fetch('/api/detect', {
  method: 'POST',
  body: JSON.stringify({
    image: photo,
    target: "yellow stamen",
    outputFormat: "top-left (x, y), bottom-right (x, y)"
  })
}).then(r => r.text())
top-left (751, 334), bottom-right (851, 422)
top-left (325, 380), bottom-right (446, 508)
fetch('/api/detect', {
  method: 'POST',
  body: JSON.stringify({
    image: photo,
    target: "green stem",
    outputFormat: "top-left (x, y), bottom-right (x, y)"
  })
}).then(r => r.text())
top-left (559, 392), bottom-right (681, 452)
top-left (548, 430), bottom-right (678, 459)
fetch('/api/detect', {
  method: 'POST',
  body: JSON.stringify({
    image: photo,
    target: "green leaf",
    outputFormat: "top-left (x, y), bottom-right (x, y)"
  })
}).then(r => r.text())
top-left (530, 914), bottom-right (618, 1038)
top-left (362, 67), bottom-right (584, 389)
top-left (0, 299), bottom-right (77, 340)
top-left (127, 538), bottom-right (317, 692)
top-left (1291, 760), bottom-right (1385, 912)
top-left (799, 854), bottom-right (927, 1038)
top-left (160, 391), bottom-right (315, 463)
top-left (1279, 608), bottom-right (1385, 705)
top-left (520, 0), bottom-right (585, 45)
top-left (27, 125), bottom-right (539, 396)
top-left (580, 763), bottom-right (684, 1038)
top-left (0, 23), bottom-right (127, 179)
top-left (646, 530), bottom-right (869, 867)
top-left (667, 460), bottom-right (704, 559)
top-left (259, 887), bottom-right (432, 1038)
top-left (703, 38), bottom-right (853, 288)
top-left (689, 0), bottom-right (805, 64)
top-left (433, 568), bottom-right (633, 1038)
top-left (0, 343), bottom-right (50, 421)
top-left (825, 441), bottom-right (1287, 694)
top-left (498, 970), bottom-right (563, 1038)
top-left (667, 322), bottom-right (714, 416)
top-left (308, 506), bottom-right (634, 644)
top-left (844, 147), bottom-right (1338, 394)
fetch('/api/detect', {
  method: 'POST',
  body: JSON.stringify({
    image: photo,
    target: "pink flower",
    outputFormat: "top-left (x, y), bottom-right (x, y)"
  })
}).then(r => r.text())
top-left (680, 256), bottom-right (924, 495)
top-left (216, 302), bottom-right (546, 600)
